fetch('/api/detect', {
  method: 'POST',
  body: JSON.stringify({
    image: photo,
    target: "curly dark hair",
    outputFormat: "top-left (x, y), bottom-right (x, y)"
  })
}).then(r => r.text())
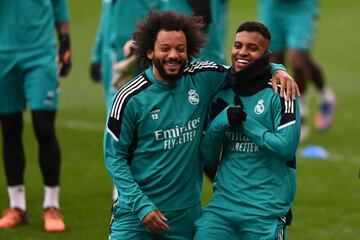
top-left (133, 10), bottom-right (207, 68)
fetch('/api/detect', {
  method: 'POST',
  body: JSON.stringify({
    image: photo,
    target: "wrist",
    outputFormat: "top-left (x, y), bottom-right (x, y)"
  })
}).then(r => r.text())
top-left (58, 34), bottom-right (70, 49)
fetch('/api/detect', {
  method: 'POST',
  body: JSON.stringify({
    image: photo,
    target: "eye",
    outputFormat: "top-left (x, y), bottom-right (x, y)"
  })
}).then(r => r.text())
top-left (248, 45), bottom-right (259, 52)
top-left (176, 46), bottom-right (186, 53)
top-left (160, 46), bottom-right (170, 52)
top-left (234, 42), bottom-right (242, 49)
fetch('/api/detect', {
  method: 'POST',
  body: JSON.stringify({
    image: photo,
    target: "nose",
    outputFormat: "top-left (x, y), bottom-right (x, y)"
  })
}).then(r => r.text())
top-left (168, 48), bottom-right (179, 58)
top-left (239, 47), bottom-right (248, 56)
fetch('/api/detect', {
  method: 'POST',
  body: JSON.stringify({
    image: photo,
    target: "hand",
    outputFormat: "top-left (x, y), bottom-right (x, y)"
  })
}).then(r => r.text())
top-left (272, 70), bottom-right (300, 100)
top-left (123, 39), bottom-right (136, 58)
top-left (90, 62), bottom-right (102, 82)
top-left (142, 210), bottom-right (169, 232)
top-left (58, 34), bottom-right (72, 77)
top-left (210, 98), bottom-right (228, 120)
top-left (227, 95), bottom-right (247, 127)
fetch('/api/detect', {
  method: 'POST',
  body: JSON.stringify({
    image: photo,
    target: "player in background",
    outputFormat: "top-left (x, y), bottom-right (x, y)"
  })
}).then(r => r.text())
top-left (259, 0), bottom-right (336, 141)
top-left (90, 0), bottom-right (163, 201)
top-left (112, 0), bottom-right (229, 88)
top-left (195, 21), bottom-right (300, 240)
top-left (90, 0), bottom-right (116, 106)
top-left (161, 0), bottom-right (228, 64)
top-left (90, 0), bottom-right (162, 107)
top-left (109, 0), bottom-right (162, 89)
top-left (0, 0), bottom-right (71, 233)
top-left (104, 11), bottom-right (298, 240)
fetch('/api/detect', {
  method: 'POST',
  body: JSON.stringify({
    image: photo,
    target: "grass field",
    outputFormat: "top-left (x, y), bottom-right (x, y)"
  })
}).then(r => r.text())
top-left (1, 0), bottom-right (359, 239)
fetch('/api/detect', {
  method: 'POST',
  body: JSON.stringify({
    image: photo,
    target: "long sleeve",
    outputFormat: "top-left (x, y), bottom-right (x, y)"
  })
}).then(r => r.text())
top-left (242, 96), bottom-right (300, 160)
top-left (91, 2), bottom-right (107, 63)
top-left (52, 0), bottom-right (70, 23)
top-left (270, 63), bottom-right (286, 74)
top-left (104, 99), bottom-right (157, 221)
top-left (200, 108), bottom-right (230, 167)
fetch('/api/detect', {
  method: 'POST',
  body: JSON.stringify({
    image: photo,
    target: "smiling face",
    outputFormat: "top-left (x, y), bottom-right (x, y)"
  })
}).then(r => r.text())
top-left (147, 30), bottom-right (188, 82)
top-left (231, 31), bottom-right (269, 72)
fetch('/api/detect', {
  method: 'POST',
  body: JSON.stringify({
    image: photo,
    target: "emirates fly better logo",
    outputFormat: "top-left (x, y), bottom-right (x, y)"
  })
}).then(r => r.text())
top-left (154, 118), bottom-right (201, 149)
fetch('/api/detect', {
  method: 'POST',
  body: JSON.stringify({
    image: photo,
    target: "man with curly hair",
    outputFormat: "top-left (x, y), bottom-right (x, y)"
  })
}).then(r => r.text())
top-left (104, 10), bottom-right (297, 240)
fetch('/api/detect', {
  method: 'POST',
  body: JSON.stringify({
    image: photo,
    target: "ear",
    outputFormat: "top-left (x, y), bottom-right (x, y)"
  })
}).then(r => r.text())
top-left (147, 50), bottom-right (154, 60)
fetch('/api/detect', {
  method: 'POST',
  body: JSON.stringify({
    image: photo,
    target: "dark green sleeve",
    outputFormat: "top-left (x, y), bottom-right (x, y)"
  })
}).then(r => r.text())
top-left (104, 98), bottom-right (157, 221)
top-left (270, 63), bottom-right (286, 74)
top-left (242, 96), bottom-right (301, 160)
top-left (200, 108), bottom-right (229, 167)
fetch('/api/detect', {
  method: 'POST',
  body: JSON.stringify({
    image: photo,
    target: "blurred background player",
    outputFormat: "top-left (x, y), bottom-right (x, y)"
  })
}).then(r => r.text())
top-left (90, 0), bottom-right (163, 201)
top-left (111, 0), bottom-right (229, 89)
top-left (0, 0), bottom-right (71, 233)
top-left (258, 0), bottom-right (336, 141)
top-left (161, 0), bottom-right (228, 64)
top-left (90, 0), bottom-right (116, 106)
top-left (109, 0), bottom-right (162, 89)
top-left (90, 0), bottom-right (162, 106)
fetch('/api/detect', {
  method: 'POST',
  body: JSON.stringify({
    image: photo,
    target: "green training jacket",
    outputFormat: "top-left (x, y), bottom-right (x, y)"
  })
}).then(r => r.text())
top-left (104, 61), bottom-right (227, 221)
top-left (201, 79), bottom-right (300, 218)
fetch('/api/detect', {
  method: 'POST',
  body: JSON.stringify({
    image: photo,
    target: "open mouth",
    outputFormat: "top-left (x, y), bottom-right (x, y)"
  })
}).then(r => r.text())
top-left (233, 58), bottom-right (251, 70)
top-left (164, 60), bottom-right (182, 67)
top-left (236, 58), bottom-right (250, 65)
top-left (163, 59), bottom-right (183, 73)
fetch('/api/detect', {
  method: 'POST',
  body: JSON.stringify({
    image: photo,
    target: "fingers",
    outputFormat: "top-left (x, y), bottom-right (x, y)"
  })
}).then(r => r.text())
top-left (272, 79), bottom-right (278, 94)
top-left (59, 51), bottom-right (72, 77)
top-left (279, 78), bottom-right (285, 99)
top-left (227, 107), bottom-right (246, 127)
top-left (285, 77), bottom-right (292, 101)
top-left (142, 211), bottom-right (169, 232)
top-left (123, 39), bottom-right (135, 57)
top-left (156, 210), bottom-right (168, 222)
top-left (233, 95), bottom-right (243, 107)
top-left (211, 98), bottom-right (229, 119)
top-left (217, 98), bottom-right (228, 108)
top-left (294, 80), bottom-right (301, 98)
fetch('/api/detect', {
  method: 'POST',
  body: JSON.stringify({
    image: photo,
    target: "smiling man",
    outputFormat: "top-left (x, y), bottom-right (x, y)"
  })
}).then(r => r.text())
top-left (103, 12), bottom-right (298, 240)
top-left (194, 21), bottom-right (301, 240)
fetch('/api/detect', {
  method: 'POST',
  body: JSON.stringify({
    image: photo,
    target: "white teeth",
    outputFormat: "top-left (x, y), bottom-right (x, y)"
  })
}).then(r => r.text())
top-left (166, 62), bottom-right (178, 67)
top-left (236, 59), bottom-right (249, 64)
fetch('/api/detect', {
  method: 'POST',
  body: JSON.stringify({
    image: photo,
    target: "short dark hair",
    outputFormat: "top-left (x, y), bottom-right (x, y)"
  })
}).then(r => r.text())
top-left (133, 10), bottom-right (207, 68)
top-left (236, 21), bottom-right (271, 41)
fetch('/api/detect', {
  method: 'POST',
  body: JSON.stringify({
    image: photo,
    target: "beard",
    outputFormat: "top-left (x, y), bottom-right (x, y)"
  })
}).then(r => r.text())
top-left (153, 57), bottom-right (186, 82)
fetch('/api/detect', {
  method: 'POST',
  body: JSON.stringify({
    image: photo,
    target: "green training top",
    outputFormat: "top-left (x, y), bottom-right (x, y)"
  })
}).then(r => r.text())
top-left (103, 62), bottom-right (286, 221)
top-left (0, 0), bottom-right (69, 51)
top-left (104, 61), bottom-right (227, 221)
top-left (201, 80), bottom-right (300, 218)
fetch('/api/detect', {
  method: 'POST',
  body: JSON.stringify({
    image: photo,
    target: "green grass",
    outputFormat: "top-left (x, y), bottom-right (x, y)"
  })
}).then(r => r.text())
top-left (1, 0), bottom-right (360, 239)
